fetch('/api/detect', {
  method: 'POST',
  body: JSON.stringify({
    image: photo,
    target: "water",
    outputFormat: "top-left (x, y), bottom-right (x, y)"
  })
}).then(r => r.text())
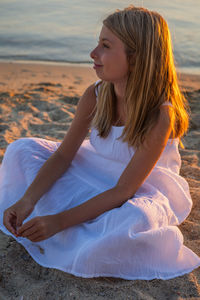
top-left (0, 0), bottom-right (199, 74)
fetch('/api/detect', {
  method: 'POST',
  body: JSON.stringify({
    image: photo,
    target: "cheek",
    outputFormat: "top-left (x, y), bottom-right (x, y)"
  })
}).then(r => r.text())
top-left (120, 54), bottom-right (129, 73)
top-left (114, 55), bottom-right (129, 75)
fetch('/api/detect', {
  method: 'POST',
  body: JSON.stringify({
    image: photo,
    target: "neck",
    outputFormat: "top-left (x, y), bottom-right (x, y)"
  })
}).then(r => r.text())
top-left (113, 79), bottom-right (127, 102)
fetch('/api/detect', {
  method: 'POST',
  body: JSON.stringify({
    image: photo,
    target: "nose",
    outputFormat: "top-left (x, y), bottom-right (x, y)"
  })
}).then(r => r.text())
top-left (90, 46), bottom-right (98, 60)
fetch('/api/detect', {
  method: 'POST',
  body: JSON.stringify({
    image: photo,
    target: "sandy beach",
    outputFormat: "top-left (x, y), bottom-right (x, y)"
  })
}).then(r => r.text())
top-left (0, 61), bottom-right (199, 299)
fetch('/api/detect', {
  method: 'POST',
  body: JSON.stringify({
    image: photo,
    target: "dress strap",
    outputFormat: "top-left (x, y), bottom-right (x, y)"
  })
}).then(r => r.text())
top-left (94, 80), bottom-right (102, 98)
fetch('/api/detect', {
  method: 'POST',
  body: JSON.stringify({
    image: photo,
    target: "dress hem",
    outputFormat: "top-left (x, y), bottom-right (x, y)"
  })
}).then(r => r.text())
top-left (2, 229), bottom-right (199, 281)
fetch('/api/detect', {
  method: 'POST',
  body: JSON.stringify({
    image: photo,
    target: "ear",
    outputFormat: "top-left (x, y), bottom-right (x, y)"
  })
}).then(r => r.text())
top-left (128, 54), bottom-right (136, 71)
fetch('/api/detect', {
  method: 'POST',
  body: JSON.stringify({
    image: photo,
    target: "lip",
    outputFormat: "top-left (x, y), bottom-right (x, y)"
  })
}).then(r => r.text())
top-left (93, 63), bottom-right (103, 69)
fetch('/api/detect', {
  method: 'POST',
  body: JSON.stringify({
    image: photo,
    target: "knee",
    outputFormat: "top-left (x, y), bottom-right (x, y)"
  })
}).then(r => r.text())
top-left (6, 138), bottom-right (33, 153)
top-left (4, 138), bottom-right (36, 162)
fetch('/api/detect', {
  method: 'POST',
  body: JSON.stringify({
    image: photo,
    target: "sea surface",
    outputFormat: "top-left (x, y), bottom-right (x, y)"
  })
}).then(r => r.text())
top-left (0, 0), bottom-right (200, 74)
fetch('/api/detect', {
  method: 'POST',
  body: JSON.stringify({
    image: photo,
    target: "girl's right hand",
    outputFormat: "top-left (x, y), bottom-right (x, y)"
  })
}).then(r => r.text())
top-left (3, 197), bottom-right (35, 236)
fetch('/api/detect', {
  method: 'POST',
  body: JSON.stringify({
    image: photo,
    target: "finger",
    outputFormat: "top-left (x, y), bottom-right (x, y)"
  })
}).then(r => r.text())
top-left (4, 216), bottom-right (14, 233)
top-left (20, 225), bottom-right (38, 238)
top-left (17, 218), bottom-right (36, 236)
top-left (3, 212), bottom-right (17, 235)
top-left (6, 221), bottom-right (16, 235)
top-left (27, 232), bottom-right (44, 242)
top-left (16, 217), bottom-right (23, 228)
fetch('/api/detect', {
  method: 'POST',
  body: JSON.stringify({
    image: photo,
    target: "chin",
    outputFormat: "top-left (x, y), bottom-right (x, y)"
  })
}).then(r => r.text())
top-left (95, 72), bottom-right (110, 82)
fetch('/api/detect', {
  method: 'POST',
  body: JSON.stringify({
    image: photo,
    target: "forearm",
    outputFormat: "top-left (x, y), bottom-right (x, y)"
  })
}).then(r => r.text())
top-left (58, 186), bottom-right (129, 231)
top-left (23, 151), bottom-right (71, 205)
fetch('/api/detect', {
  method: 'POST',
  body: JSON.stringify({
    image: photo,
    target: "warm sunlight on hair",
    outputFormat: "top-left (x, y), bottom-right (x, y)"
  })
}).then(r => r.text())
top-left (92, 5), bottom-right (190, 149)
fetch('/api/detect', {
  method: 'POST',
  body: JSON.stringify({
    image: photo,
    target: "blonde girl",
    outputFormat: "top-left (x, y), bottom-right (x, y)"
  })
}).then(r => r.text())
top-left (1, 5), bottom-right (200, 280)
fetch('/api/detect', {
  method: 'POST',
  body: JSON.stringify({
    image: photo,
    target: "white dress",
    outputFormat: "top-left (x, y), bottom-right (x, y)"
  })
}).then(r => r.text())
top-left (0, 83), bottom-right (200, 280)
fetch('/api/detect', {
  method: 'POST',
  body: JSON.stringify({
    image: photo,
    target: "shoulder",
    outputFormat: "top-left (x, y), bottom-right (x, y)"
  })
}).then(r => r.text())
top-left (82, 80), bottom-right (103, 99)
top-left (156, 105), bottom-right (173, 137)
top-left (82, 83), bottom-right (96, 98)
top-left (80, 80), bottom-right (103, 105)
top-left (157, 105), bottom-right (175, 139)
top-left (70, 84), bottom-right (96, 125)
top-left (143, 105), bottom-right (173, 149)
top-left (158, 104), bottom-right (174, 138)
top-left (77, 83), bottom-right (97, 108)
top-left (158, 104), bottom-right (173, 127)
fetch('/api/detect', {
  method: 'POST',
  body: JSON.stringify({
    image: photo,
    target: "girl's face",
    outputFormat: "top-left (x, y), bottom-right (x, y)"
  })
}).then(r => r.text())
top-left (90, 25), bottom-right (129, 84)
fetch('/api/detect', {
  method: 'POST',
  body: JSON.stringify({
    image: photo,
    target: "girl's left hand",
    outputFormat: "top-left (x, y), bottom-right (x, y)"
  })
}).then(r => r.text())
top-left (16, 214), bottom-right (62, 242)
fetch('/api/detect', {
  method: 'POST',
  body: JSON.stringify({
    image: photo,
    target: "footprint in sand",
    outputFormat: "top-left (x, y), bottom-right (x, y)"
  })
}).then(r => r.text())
top-left (0, 125), bottom-right (9, 132)
top-left (74, 76), bottom-right (83, 84)
top-left (0, 92), bottom-right (10, 99)
top-left (38, 82), bottom-right (63, 87)
top-left (190, 114), bottom-right (200, 130)
top-left (21, 69), bottom-right (30, 73)
top-left (29, 122), bottom-right (69, 133)
top-left (60, 96), bottom-right (79, 105)
top-left (32, 87), bottom-right (52, 92)
top-left (31, 100), bottom-right (57, 112)
top-left (48, 108), bottom-right (72, 122)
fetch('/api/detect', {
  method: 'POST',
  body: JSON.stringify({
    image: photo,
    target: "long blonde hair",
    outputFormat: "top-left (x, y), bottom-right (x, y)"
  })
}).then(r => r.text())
top-left (92, 5), bottom-right (190, 148)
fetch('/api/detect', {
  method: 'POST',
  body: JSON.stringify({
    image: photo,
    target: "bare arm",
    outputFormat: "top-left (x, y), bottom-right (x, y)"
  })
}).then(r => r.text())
top-left (24, 83), bottom-right (97, 205)
top-left (3, 83), bottom-right (97, 235)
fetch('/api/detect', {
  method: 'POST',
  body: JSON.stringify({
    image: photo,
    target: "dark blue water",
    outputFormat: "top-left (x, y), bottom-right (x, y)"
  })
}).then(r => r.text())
top-left (0, 0), bottom-right (200, 74)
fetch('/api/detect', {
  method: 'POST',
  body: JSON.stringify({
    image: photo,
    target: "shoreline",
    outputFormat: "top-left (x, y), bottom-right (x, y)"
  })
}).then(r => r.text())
top-left (0, 58), bottom-right (200, 75)
top-left (0, 60), bottom-right (199, 299)
top-left (0, 59), bottom-right (93, 68)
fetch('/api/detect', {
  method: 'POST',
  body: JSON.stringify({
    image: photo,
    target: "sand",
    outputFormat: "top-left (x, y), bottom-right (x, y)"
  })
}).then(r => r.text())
top-left (0, 61), bottom-right (199, 300)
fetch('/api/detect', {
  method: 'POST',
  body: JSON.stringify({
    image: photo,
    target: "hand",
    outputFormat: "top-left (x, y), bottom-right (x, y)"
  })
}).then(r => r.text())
top-left (3, 197), bottom-right (35, 236)
top-left (17, 214), bottom-right (62, 242)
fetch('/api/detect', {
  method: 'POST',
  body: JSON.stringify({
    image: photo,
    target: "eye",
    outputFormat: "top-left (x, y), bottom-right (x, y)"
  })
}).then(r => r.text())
top-left (98, 40), bottom-right (110, 49)
top-left (102, 43), bottom-right (109, 49)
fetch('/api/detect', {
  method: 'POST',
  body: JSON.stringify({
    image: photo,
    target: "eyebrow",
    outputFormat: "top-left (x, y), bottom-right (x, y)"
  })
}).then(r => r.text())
top-left (99, 37), bottom-right (112, 43)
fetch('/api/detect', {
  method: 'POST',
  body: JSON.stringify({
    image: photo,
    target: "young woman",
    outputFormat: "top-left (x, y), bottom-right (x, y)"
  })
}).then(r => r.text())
top-left (1, 5), bottom-right (200, 280)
